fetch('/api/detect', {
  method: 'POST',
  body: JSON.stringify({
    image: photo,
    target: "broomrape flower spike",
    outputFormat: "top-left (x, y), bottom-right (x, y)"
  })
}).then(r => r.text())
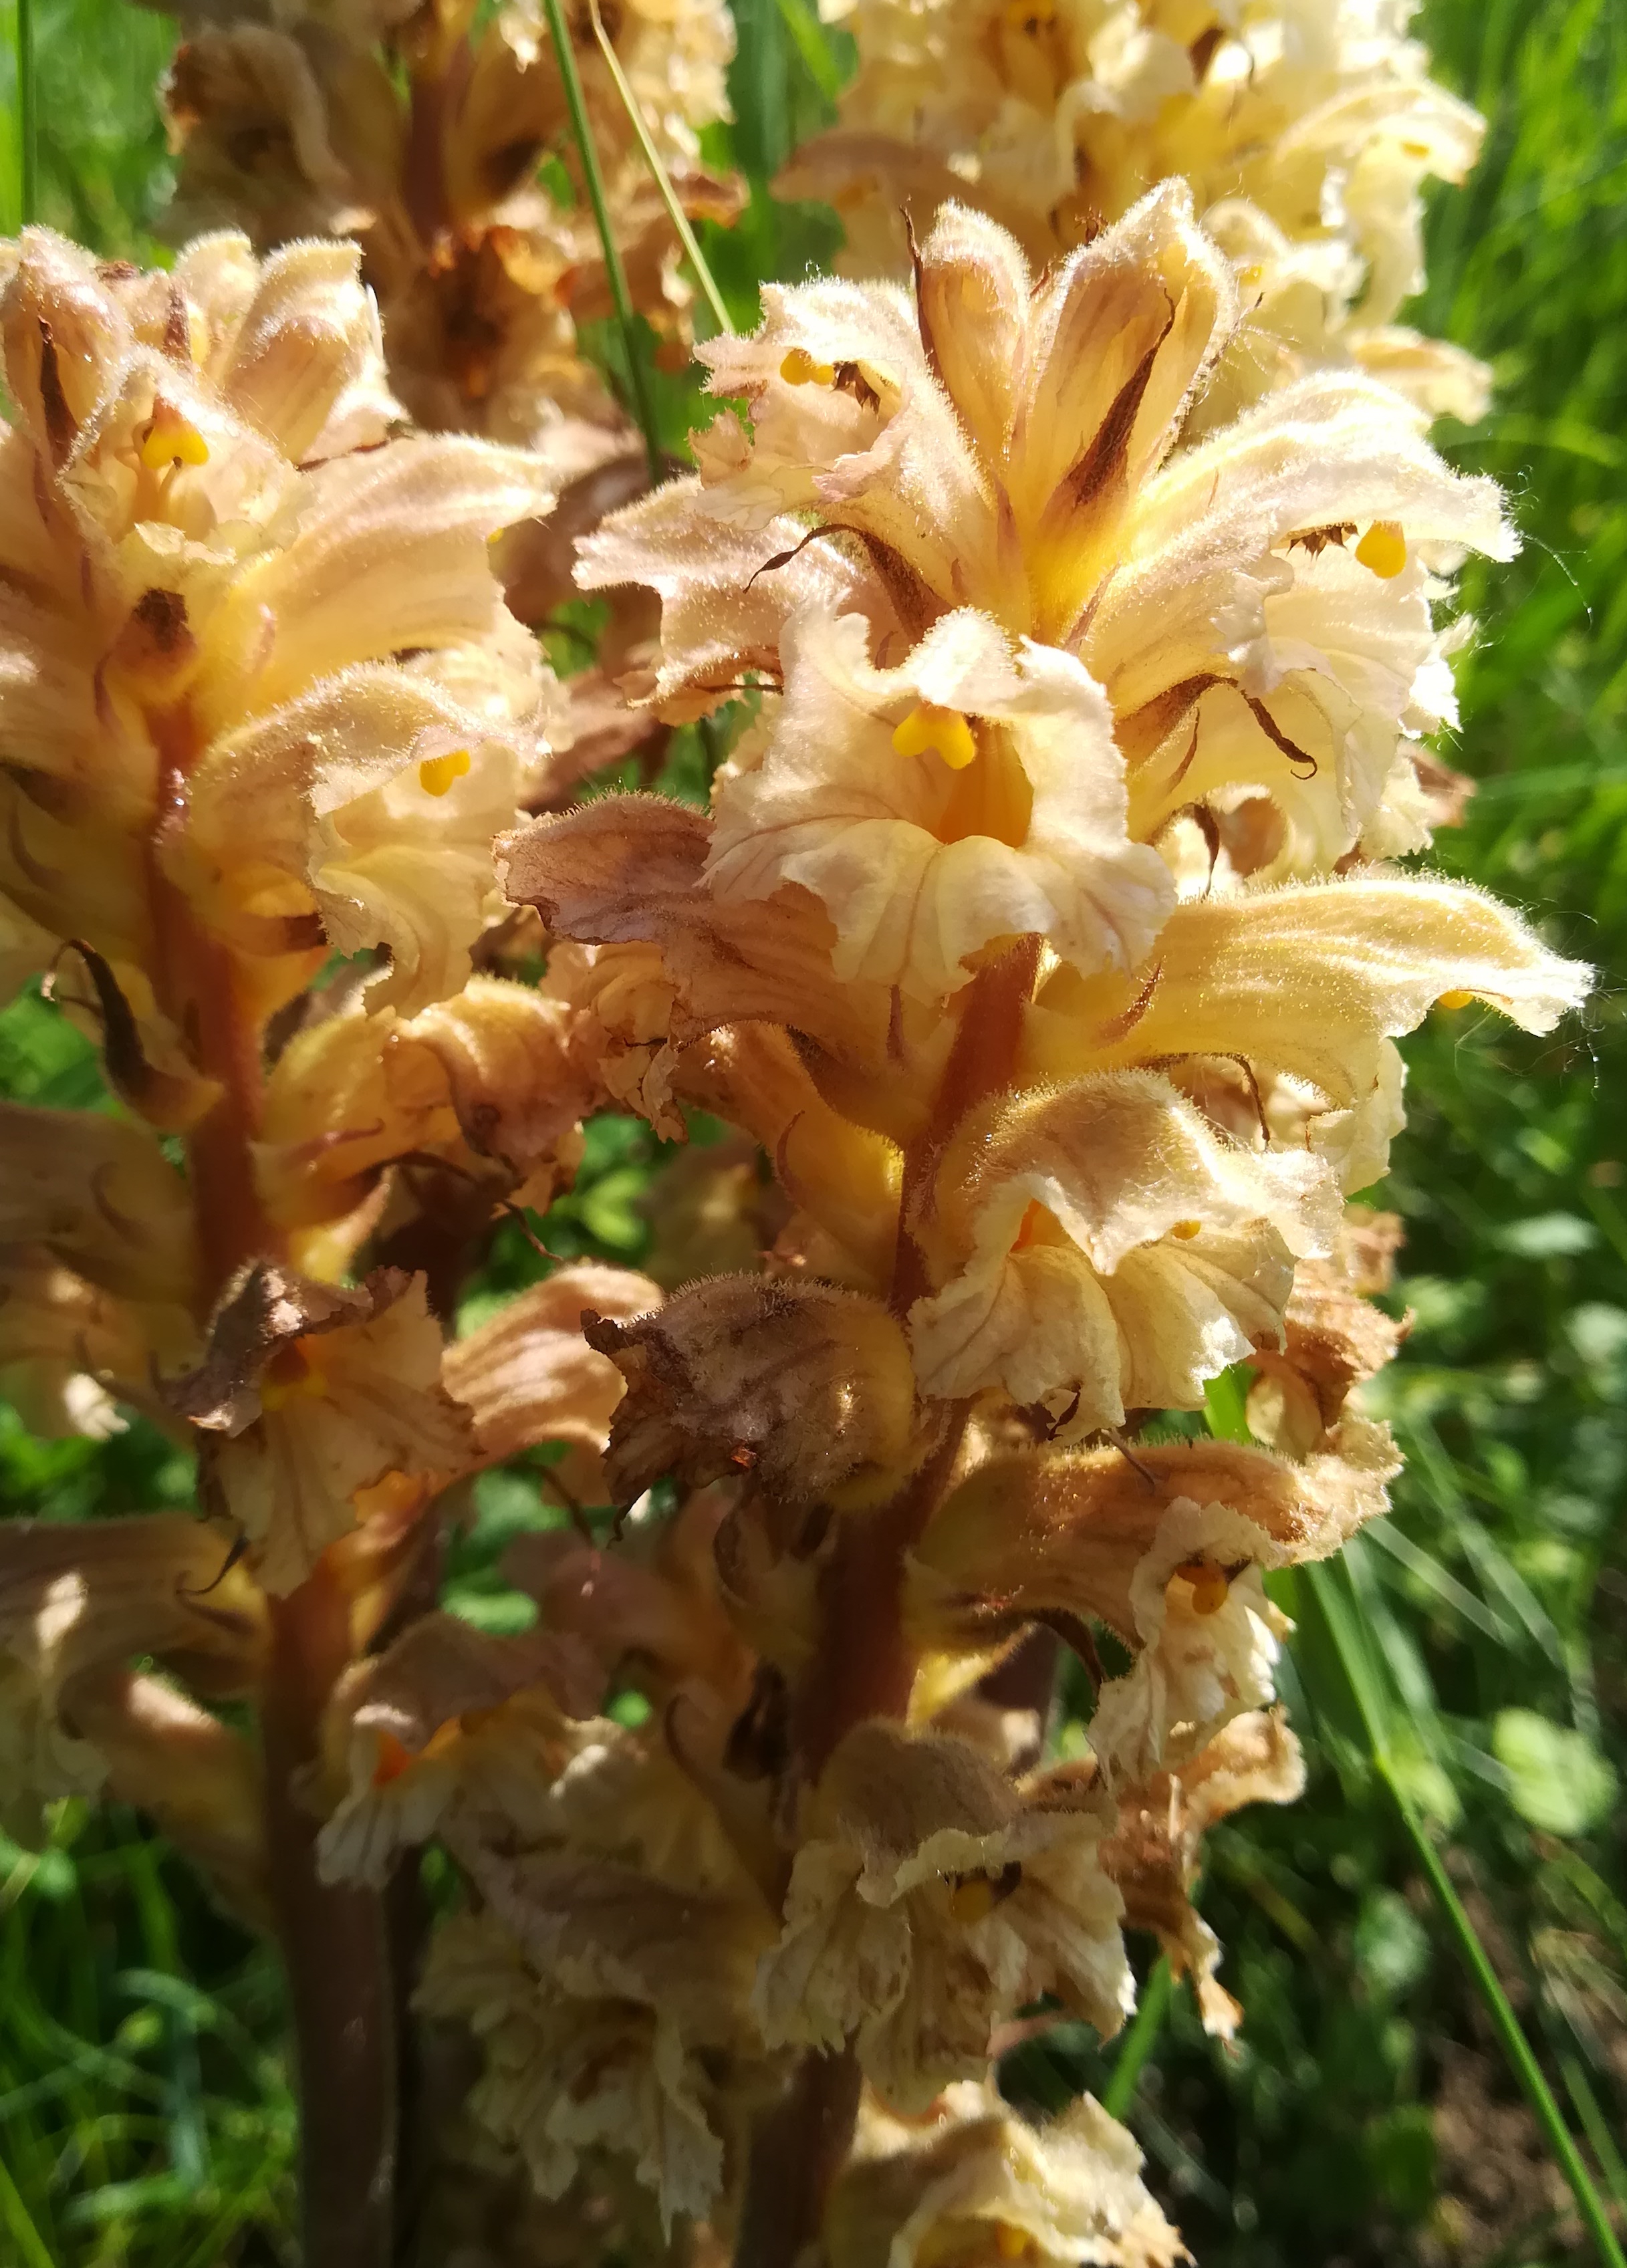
top-left (0, 227), bottom-right (656, 2267)
top-left (779, 0), bottom-right (1494, 430)
top-left (140, 0), bottom-right (740, 461)
top-left (0, 56), bottom-right (1602, 2268)
top-left (489, 177), bottom-right (1590, 2257)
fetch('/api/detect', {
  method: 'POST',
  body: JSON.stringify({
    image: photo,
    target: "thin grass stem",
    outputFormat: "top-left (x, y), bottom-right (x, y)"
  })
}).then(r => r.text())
top-left (538, 0), bottom-right (663, 483)
top-left (775, 0), bottom-right (843, 104)
top-left (1559, 2051), bottom-right (1627, 2215)
top-left (1101, 1955), bottom-right (1172, 2121)
top-left (0, 2152), bottom-right (54, 2268)
top-left (1304, 1560), bottom-right (1626, 2268)
top-left (585, 0), bottom-right (733, 339)
top-left (16, 0), bottom-right (37, 224)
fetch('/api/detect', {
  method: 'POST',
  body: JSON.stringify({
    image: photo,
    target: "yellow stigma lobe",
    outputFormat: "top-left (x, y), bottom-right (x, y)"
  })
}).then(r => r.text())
top-left (1174, 1558), bottom-right (1231, 1615)
top-left (1436, 989), bottom-right (1475, 1011)
top-left (259, 1338), bottom-right (328, 1413)
top-left (1355, 519), bottom-right (1407, 579)
top-left (893, 701), bottom-right (977, 770)
top-left (949, 1876), bottom-right (1000, 1924)
top-left (139, 404), bottom-right (210, 470)
top-left (780, 347), bottom-right (836, 386)
top-left (1170, 1218), bottom-right (1203, 1240)
top-left (419, 748), bottom-right (472, 797)
top-left (995, 2226), bottom-right (1033, 2263)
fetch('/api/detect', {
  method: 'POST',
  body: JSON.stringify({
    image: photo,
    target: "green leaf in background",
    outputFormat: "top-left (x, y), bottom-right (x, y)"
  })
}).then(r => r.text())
top-left (1493, 1708), bottom-right (1620, 1836)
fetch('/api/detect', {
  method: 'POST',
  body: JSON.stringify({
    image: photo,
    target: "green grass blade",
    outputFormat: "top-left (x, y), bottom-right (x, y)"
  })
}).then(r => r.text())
top-left (0, 2152), bottom-right (54, 2268)
top-left (1303, 1559), bottom-right (1626, 2268)
top-left (774, 0), bottom-right (844, 104)
top-left (1101, 1955), bottom-right (1172, 2120)
top-left (1559, 2053), bottom-right (1627, 2216)
top-left (586, 0), bottom-right (733, 339)
top-left (15, 0), bottom-right (35, 223)
top-left (539, 0), bottom-right (664, 481)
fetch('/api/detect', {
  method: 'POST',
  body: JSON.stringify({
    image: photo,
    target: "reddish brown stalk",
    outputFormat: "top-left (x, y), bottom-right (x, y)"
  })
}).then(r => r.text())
top-left (733, 2052), bottom-right (863, 2268)
top-left (263, 1571), bottom-right (397, 2268)
top-left (142, 710), bottom-right (396, 2266)
top-left (737, 936), bottom-right (1044, 2264)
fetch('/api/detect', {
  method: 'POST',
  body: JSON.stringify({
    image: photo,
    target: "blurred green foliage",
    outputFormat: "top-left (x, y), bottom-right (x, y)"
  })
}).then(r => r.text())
top-left (0, 0), bottom-right (1622, 2257)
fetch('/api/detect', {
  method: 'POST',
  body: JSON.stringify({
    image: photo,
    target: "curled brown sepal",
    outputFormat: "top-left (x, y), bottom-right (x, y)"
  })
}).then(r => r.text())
top-left (161, 1261), bottom-right (475, 1596)
top-left (1101, 1707), bottom-right (1305, 2041)
top-left (1245, 1207), bottom-right (1409, 1458)
top-left (44, 940), bottom-right (224, 1133)
top-left (583, 1274), bottom-right (926, 1512)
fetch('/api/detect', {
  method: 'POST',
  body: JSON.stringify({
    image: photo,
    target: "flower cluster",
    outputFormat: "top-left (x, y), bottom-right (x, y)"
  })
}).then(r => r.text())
top-left (145, 0), bottom-right (737, 447)
top-left (0, 226), bottom-right (631, 1867)
top-left (325, 186), bottom-right (1581, 2242)
top-left (0, 64), bottom-right (1594, 2268)
top-left (781, 0), bottom-right (1490, 427)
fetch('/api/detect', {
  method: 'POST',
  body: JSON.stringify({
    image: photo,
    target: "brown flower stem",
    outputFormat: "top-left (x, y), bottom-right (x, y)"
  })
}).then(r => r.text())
top-left (733, 2051), bottom-right (862, 2268)
top-left (144, 724), bottom-right (399, 2262)
top-left (740, 938), bottom-right (1046, 2265)
top-left (263, 1569), bottom-right (397, 2268)
top-left (888, 934), bottom-right (1042, 1317)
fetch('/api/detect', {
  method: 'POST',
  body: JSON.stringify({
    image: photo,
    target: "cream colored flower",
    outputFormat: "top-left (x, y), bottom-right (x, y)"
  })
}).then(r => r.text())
top-left (781, 0), bottom-right (1485, 424)
top-left (314, 1612), bottom-right (601, 1886)
top-left (1086, 1493), bottom-right (1294, 1781)
top-left (755, 1718), bottom-right (1132, 2112)
top-left (582, 189), bottom-right (1513, 1009)
top-left (163, 1263), bottom-right (475, 1594)
top-left (829, 2079), bottom-right (1182, 2268)
top-left (1018, 879), bottom-right (1593, 1193)
top-left (710, 606), bottom-right (1174, 1000)
top-left (908, 1069), bottom-right (1336, 1426)
top-left (417, 1907), bottom-right (734, 2231)
top-left (905, 1422), bottom-right (1396, 1665)
top-left (0, 230), bottom-right (555, 1082)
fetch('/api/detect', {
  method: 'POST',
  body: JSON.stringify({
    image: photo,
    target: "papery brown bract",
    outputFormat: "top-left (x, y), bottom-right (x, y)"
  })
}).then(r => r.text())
top-left (585, 1276), bottom-right (926, 1511)
top-left (1102, 1705), bottom-right (1305, 2037)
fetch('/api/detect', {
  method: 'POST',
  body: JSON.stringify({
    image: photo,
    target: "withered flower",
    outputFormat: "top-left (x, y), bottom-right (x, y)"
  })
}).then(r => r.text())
top-left (755, 1718), bottom-right (1132, 2111)
top-left (828, 2079), bottom-right (1183, 2268)
top-left (151, 0), bottom-right (739, 449)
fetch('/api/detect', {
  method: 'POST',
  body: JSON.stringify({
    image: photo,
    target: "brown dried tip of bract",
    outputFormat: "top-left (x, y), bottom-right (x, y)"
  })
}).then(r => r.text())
top-left (1246, 1208), bottom-right (1410, 1459)
top-left (499, 791), bottom-right (715, 943)
top-left (500, 793), bottom-right (896, 1084)
top-left (905, 1420), bottom-right (1398, 1654)
top-left (1101, 1707), bottom-right (1305, 2040)
top-left (442, 1260), bottom-right (661, 1497)
top-left (584, 1275), bottom-right (926, 1511)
